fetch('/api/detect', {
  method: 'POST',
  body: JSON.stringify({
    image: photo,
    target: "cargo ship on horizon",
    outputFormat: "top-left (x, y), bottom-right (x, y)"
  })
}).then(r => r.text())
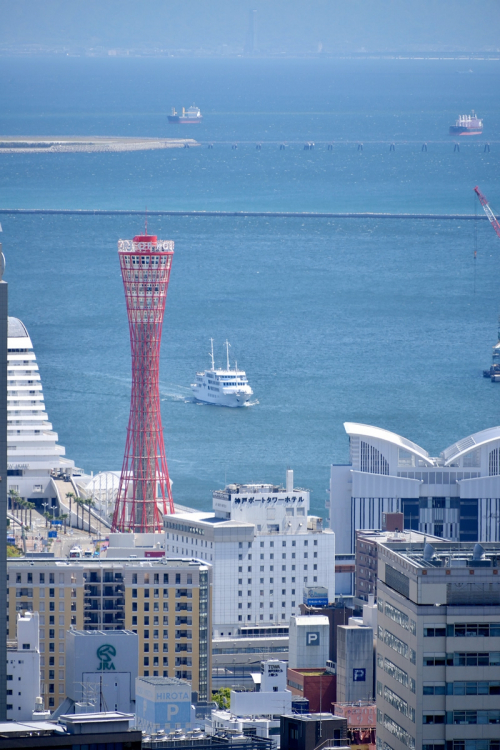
top-left (449, 111), bottom-right (483, 136)
top-left (168, 105), bottom-right (203, 124)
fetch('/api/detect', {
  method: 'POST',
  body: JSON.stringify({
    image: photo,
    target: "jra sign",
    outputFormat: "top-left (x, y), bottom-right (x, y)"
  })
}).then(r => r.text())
top-left (97, 644), bottom-right (116, 671)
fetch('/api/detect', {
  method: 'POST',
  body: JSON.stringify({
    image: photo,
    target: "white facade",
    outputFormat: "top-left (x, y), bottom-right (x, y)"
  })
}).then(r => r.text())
top-left (7, 612), bottom-right (40, 720)
top-left (230, 660), bottom-right (291, 718)
top-left (165, 471), bottom-right (335, 632)
top-left (330, 422), bottom-right (500, 593)
top-left (7, 317), bottom-right (75, 506)
top-left (288, 615), bottom-right (330, 670)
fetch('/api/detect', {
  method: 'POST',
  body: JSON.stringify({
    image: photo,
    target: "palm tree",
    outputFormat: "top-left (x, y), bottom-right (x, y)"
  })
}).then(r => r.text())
top-left (27, 502), bottom-right (35, 529)
top-left (59, 513), bottom-right (69, 534)
top-left (65, 492), bottom-right (76, 530)
top-left (84, 497), bottom-right (95, 536)
top-left (76, 497), bottom-right (85, 531)
top-left (8, 489), bottom-right (20, 519)
top-left (43, 511), bottom-right (51, 529)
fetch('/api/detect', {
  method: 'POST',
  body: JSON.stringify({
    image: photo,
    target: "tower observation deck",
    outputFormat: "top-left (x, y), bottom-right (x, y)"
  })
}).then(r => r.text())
top-left (112, 234), bottom-right (175, 533)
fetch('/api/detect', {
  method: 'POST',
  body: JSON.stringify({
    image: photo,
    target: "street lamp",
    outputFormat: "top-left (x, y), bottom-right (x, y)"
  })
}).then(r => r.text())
top-left (42, 502), bottom-right (49, 529)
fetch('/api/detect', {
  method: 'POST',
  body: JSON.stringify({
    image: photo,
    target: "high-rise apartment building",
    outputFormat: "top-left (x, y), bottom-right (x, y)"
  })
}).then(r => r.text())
top-left (167, 470), bottom-right (335, 634)
top-left (375, 538), bottom-right (500, 750)
top-left (330, 422), bottom-right (500, 594)
top-left (7, 558), bottom-right (211, 709)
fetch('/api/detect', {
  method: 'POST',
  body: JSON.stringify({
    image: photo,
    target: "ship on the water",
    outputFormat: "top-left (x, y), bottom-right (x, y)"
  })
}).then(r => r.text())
top-left (168, 105), bottom-right (203, 124)
top-left (191, 340), bottom-right (253, 407)
top-left (484, 317), bottom-right (500, 382)
top-left (449, 111), bottom-right (483, 136)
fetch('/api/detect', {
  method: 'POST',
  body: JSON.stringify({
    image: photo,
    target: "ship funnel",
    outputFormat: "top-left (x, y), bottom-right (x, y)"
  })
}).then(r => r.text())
top-left (472, 543), bottom-right (485, 560)
top-left (286, 469), bottom-right (293, 493)
top-left (423, 543), bottom-right (435, 562)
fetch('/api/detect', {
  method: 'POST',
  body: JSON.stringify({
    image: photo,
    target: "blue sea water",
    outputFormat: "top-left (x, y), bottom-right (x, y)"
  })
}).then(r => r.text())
top-left (0, 57), bottom-right (500, 516)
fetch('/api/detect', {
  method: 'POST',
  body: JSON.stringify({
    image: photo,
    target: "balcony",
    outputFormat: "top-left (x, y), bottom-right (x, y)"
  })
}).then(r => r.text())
top-left (175, 630), bottom-right (192, 640)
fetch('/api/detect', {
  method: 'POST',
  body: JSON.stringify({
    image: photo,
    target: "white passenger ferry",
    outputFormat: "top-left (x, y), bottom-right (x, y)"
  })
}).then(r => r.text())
top-left (191, 340), bottom-right (253, 408)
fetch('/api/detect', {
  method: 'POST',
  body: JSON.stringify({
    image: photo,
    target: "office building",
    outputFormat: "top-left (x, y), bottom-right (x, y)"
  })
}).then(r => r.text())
top-left (142, 732), bottom-right (274, 750)
top-left (0, 713), bottom-right (140, 749)
top-left (135, 675), bottom-right (192, 733)
top-left (6, 612), bottom-right (41, 720)
top-left (212, 625), bottom-right (289, 690)
top-left (329, 422), bottom-right (500, 594)
top-left (288, 615), bottom-right (330, 670)
top-left (7, 557), bottom-right (211, 709)
top-left (356, 527), bottom-right (442, 603)
top-left (286, 667), bottom-right (336, 712)
top-left (279, 713), bottom-right (349, 750)
top-left (376, 538), bottom-right (500, 750)
top-left (64, 629), bottom-right (138, 713)
top-left (168, 470), bottom-right (335, 632)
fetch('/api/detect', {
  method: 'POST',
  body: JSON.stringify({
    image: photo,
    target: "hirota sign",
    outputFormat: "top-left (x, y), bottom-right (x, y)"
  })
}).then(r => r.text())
top-left (97, 644), bottom-right (116, 671)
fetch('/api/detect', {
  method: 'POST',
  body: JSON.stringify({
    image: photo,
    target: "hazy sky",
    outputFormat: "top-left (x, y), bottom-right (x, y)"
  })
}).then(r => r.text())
top-left (1, 1), bottom-right (499, 54)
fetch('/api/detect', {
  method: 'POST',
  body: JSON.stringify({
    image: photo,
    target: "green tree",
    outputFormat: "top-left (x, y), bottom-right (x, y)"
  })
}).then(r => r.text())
top-left (212, 688), bottom-right (231, 710)
top-left (65, 491), bottom-right (76, 530)
top-left (60, 513), bottom-right (69, 534)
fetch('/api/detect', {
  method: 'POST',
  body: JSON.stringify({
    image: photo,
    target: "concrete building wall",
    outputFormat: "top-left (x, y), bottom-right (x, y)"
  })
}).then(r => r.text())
top-left (6, 612), bottom-right (40, 721)
top-left (288, 616), bottom-right (329, 670)
top-left (65, 629), bottom-right (138, 712)
top-left (376, 539), bottom-right (500, 750)
top-left (336, 625), bottom-right (374, 703)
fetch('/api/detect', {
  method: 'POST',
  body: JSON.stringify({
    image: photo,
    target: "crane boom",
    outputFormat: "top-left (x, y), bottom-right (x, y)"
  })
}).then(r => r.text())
top-left (474, 186), bottom-right (500, 240)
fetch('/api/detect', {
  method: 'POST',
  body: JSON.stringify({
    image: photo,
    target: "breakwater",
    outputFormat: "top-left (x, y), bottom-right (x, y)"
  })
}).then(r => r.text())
top-left (0, 208), bottom-right (488, 220)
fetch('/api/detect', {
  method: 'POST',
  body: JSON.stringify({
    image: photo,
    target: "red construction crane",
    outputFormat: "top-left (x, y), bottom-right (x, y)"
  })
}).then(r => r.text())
top-left (474, 186), bottom-right (500, 240)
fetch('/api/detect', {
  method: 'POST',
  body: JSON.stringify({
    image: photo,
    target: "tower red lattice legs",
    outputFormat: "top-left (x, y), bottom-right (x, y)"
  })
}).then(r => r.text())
top-left (112, 234), bottom-right (175, 532)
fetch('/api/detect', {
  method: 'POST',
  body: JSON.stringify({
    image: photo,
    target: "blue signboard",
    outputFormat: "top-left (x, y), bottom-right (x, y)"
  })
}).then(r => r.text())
top-left (48, 530), bottom-right (57, 538)
top-left (306, 631), bottom-right (320, 646)
top-left (353, 668), bottom-right (366, 682)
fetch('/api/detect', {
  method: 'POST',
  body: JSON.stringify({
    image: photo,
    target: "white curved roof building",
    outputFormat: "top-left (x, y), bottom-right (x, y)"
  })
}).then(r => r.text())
top-left (330, 422), bottom-right (500, 594)
top-left (7, 317), bottom-right (75, 508)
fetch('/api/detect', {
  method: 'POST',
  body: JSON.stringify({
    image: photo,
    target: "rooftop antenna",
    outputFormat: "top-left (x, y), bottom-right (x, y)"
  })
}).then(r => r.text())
top-left (209, 338), bottom-right (215, 370)
top-left (225, 340), bottom-right (231, 371)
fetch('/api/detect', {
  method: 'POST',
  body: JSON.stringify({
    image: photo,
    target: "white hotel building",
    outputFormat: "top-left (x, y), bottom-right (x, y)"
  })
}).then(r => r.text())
top-left (166, 470), bottom-right (335, 634)
top-left (330, 422), bottom-right (500, 595)
top-left (7, 317), bottom-right (76, 510)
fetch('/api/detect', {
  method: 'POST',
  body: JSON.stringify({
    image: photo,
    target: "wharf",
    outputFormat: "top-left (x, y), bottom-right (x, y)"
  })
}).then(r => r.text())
top-left (0, 135), bottom-right (199, 153)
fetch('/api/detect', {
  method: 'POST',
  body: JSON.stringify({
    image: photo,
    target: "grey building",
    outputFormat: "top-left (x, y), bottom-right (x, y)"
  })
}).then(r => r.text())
top-left (65, 629), bottom-right (138, 713)
top-left (336, 624), bottom-right (374, 703)
top-left (280, 713), bottom-right (348, 750)
top-left (376, 538), bottom-right (500, 750)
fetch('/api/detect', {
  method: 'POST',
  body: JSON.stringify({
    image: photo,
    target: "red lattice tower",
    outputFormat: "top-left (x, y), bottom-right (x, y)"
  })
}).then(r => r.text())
top-left (112, 233), bottom-right (175, 532)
